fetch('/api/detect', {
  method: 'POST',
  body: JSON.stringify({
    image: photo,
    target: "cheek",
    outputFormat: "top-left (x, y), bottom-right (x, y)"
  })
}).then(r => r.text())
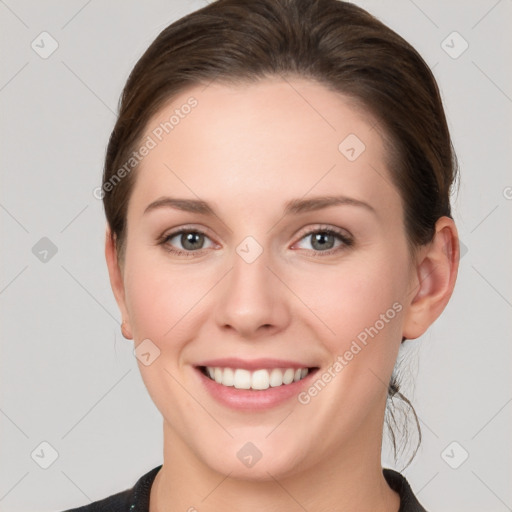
top-left (122, 253), bottom-right (210, 417)
top-left (123, 249), bottom-right (214, 346)
top-left (291, 252), bottom-right (408, 406)
top-left (292, 256), bottom-right (406, 414)
top-left (294, 256), bottom-right (406, 341)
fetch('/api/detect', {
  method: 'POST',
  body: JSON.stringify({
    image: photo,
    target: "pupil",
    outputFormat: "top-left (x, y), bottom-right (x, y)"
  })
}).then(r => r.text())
top-left (313, 232), bottom-right (333, 250)
top-left (183, 232), bottom-right (203, 250)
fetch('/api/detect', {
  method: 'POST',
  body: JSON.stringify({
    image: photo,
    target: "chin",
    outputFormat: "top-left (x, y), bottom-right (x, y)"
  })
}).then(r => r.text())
top-left (196, 436), bottom-right (309, 482)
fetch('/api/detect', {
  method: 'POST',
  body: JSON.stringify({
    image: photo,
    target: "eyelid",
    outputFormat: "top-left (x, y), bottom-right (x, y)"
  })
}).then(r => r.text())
top-left (159, 223), bottom-right (214, 241)
top-left (293, 224), bottom-right (352, 243)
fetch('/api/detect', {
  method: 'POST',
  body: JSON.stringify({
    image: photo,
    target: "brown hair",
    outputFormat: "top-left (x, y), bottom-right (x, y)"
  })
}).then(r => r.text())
top-left (102, 0), bottom-right (458, 468)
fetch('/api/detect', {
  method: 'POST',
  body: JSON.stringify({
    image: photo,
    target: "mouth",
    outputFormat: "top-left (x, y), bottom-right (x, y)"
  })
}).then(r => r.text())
top-left (193, 357), bottom-right (320, 409)
top-left (198, 365), bottom-right (315, 390)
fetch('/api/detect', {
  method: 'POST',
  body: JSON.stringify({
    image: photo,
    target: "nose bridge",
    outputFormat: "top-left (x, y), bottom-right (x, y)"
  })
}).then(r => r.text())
top-left (230, 234), bottom-right (274, 307)
top-left (214, 232), bottom-right (288, 336)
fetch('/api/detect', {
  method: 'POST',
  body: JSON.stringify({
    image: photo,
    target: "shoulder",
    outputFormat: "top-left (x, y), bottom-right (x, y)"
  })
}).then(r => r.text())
top-left (383, 468), bottom-right (428, 512)
top-left (58, 488), bottom-right (131, 512)
top-left (57, 465), bottom-right (162, 512)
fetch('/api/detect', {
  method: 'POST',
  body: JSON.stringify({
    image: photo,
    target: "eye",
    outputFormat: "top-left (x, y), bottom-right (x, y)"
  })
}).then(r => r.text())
top-left (293, 226), bottom-right (353, 256)
top-left (158, 225), bottom-right (353, 258)
top-left (159, 227), bottom-right (216, 256)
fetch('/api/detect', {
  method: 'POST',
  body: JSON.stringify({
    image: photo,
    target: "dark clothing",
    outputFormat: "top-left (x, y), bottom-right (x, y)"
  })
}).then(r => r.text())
top-left (60, 465), bottom-right (427, 511)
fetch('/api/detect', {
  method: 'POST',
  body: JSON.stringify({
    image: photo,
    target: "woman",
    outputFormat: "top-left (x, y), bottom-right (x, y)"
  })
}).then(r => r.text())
top-left (63, 0), bottom-right (459, 510)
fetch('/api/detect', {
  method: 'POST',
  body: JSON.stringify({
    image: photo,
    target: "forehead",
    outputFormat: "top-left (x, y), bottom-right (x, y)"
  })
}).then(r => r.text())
top-left (129, 77), bottom-right (399, 217)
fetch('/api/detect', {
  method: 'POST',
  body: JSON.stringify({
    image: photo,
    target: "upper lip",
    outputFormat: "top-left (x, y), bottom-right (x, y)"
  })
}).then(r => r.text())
top-left (195, 357), bottom-right (316, 371)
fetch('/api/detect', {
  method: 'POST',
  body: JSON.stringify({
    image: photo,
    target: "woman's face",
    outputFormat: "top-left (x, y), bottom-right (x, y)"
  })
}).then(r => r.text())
top-left (114, 77), bottom-right (419, 479)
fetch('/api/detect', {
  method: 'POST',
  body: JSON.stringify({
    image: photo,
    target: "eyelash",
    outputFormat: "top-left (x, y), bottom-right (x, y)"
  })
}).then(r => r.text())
top-left (158, 225), bottom-right (353, 258)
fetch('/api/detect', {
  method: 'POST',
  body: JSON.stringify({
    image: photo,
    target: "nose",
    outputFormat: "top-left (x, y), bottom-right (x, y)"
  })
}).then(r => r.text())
top-left (214, 242), bottom-right (291, 340)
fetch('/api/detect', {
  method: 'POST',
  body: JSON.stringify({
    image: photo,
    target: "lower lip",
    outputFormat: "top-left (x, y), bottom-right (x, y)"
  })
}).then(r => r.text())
top-left (195, 367), bottom-right (318, 411)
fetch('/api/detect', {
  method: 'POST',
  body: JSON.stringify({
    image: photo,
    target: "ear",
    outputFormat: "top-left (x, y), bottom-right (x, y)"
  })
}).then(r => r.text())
top-left (402, 216), bottom-right (460, 340)
top-left (105, 225), bottom-right (133, 339)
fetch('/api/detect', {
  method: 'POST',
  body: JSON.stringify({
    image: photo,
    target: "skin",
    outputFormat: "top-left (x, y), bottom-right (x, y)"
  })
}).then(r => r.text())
top-left (105, 77), bottom-right (459, 511)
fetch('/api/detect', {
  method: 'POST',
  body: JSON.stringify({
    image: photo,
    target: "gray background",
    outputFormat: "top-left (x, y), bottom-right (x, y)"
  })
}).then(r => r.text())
top-left (1, 0), bottom-right (511, 510)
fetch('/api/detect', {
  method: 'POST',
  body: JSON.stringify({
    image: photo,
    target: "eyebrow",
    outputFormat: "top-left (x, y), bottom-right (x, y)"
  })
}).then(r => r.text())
top-left (143, 195), bottom-right (377, 217)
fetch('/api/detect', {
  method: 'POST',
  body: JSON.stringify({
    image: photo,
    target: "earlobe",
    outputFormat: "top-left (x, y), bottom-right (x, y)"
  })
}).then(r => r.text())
top-left (121, 321), bottom-right (133, 340)
top-left (402, 216), bottom-right (460, 340)
top-left (105, 225), bottom-right (133, 339)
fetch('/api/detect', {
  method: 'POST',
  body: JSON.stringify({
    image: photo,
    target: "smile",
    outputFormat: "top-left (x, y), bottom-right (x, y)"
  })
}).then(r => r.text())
top-left (194, 358), bottom-right (319, 409)
top-left (200, 366), bottom-right (310, 390)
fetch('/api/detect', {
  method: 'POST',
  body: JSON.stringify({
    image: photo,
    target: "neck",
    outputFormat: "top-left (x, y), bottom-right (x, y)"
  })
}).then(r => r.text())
top-left (150, 409), bottom-right (400, 512)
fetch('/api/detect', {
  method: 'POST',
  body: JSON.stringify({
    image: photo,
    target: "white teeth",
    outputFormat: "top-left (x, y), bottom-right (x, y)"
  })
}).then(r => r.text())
top-left (223, 367), bottom-right (234, 386)
top-left (251, 369), bottom-right (270, 390)
top-left (269, 368), bottom-right (283, 387)
top-left (233, 369), bottom-right (252, 389)
top-left (204, 366), bottom-right (310, 390)
top-left (282, 368), bottom-right (295, 385)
